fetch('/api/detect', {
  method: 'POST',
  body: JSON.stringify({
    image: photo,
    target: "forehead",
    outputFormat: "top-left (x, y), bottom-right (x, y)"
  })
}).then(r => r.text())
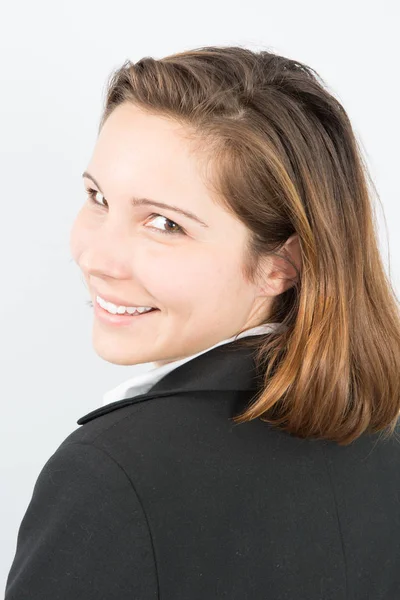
top-left (93, 104), bottom-right (197, 175)
top-left (87, 104), bottom-right (224, 220)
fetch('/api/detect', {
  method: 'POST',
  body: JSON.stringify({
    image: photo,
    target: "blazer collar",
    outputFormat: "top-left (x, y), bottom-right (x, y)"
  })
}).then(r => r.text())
top-left (77, 337), bottom-right (264, 425)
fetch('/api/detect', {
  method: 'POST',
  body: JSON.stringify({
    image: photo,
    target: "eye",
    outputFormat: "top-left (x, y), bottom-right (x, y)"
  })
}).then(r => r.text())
top-left (145, 214), bottom-right (185, 236)
top-left (86, 187), bottom-right (107, 207)
top-left (85, 187), bottom-right (185, 236)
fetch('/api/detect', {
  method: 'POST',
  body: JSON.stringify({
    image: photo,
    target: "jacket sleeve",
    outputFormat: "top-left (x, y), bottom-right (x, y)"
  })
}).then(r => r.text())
top-left (5, 441), bottom-right (158, 599)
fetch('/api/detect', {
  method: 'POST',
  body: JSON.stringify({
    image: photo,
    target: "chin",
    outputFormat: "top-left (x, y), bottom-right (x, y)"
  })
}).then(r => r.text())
top-left (91, 331), bottom-right (155, 366)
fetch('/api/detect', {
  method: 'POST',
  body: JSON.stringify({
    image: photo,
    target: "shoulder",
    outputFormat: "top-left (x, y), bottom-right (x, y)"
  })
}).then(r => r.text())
top-left (65, 394), bottom-right (400, 495)
top-left (6, 440), bottom-right (159, 598)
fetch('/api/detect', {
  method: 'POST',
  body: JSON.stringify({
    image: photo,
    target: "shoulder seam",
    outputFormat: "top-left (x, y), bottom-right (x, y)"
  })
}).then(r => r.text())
top-left (64, 441), bottom-right (160, 600)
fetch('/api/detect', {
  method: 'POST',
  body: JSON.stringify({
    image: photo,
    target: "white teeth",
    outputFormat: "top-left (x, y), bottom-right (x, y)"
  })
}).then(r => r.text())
top-left (96, 295), bottom-right (154, 315)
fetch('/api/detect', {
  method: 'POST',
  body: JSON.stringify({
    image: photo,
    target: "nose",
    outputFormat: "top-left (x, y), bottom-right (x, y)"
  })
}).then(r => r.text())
top-left (78, 221), bottom-right (134, 282)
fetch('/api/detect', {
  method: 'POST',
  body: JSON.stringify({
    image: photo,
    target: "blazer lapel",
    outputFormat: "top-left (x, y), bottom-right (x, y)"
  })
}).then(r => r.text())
top-left (77, 337), bottom-right (264, 425)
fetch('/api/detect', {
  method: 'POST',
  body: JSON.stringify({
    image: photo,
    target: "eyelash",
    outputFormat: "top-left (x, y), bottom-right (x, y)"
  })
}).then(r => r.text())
top-left (85, 187), bottom-right (185, 236)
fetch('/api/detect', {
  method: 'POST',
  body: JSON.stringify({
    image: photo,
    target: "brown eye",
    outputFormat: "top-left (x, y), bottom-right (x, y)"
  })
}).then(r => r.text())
top-left (145, 214), bottom-right (185, 236)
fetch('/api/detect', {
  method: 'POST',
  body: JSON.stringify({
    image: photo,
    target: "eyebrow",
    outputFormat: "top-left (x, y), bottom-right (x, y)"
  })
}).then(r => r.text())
top-left (82, 171), bottom-right (209, 228)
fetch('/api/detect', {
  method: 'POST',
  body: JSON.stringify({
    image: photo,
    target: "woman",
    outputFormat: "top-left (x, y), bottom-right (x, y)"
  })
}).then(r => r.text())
top-left (5, 45), bottom-right (400, 599)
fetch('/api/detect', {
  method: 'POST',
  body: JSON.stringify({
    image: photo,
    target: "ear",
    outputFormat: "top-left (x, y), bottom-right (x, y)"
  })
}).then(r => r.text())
top-left (257, 233), bottom-right (302, 297)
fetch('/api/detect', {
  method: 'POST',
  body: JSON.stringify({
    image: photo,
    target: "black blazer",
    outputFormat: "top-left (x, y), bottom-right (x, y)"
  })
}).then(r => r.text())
top-left (5, 338), bottom-right (400, 599)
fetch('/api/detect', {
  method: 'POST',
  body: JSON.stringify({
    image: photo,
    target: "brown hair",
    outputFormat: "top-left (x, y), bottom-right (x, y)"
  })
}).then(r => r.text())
top-left (98, 45), bottom-right (400, 445)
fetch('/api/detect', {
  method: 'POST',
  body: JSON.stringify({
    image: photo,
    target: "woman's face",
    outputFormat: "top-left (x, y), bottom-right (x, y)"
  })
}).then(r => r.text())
top-left (70, 102), bottom-right (273, 366)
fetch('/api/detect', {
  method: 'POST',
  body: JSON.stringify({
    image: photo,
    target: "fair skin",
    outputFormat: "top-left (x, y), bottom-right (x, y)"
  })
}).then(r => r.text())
top-left (70, 102), bottom-right (299, 367)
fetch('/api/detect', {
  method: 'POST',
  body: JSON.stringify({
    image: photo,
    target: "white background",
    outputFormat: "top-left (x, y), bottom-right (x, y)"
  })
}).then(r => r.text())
top-left (1, 0), bottom-right (399, 589)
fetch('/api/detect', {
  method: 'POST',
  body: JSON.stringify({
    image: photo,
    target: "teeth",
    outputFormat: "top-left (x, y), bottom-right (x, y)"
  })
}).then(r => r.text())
top-left (96, 295), bottom-right (154, 315)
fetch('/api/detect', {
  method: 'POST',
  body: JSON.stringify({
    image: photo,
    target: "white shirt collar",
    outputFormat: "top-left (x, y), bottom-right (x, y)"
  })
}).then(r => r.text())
top-left (103, 323), bottom-right (286, 406)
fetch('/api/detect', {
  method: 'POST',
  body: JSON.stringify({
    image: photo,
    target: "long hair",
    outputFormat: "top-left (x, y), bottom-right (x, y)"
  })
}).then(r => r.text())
top-left (97, 45), bottom-right (400, 445)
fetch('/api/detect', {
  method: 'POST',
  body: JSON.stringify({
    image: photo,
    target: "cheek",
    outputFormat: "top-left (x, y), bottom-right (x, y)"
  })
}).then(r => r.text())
top-left (148, 250), bottom-right (242, 307)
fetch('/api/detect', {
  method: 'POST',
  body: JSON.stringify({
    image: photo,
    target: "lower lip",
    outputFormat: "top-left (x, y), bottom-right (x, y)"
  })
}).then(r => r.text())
top-left (94, 301), bottom-right (159, 327)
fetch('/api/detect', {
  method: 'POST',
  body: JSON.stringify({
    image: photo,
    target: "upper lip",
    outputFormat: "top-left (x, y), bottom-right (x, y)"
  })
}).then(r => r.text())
top-left (94, 290), bottom-right (157, 308)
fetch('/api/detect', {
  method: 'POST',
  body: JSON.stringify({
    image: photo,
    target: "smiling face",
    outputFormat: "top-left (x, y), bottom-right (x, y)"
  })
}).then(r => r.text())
top-left (70, 102), bottom-right (275, 366)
